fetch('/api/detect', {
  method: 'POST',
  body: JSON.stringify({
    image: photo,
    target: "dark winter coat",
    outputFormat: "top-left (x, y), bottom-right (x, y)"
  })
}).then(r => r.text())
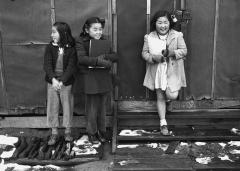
top-left (75, 36), bottom-right (118, 94)
top-left (43, 43), bottom-right (77, 86)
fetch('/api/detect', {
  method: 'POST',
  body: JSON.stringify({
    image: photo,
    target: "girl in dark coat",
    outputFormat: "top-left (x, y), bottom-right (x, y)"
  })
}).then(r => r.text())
top-left (75, 17), bottom-right (118, 143)
top-left (44, 22), bottom-right (77, 145)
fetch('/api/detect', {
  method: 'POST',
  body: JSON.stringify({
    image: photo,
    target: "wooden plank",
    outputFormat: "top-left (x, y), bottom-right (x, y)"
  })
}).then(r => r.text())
top-left (0, 116), bottom-right (112, 128)
top-left (0, 31), bottom-right (8, 114)
top-left (118, 110), bottom-right (240, 118)
top-left (118, 100), bottom-right (240, 112)
top-left (118, 117), bottom-right (240, 127)
top-left (114, 155), bottom-right (192, 171)
top-left (117, 135), bottom-right (240, 142)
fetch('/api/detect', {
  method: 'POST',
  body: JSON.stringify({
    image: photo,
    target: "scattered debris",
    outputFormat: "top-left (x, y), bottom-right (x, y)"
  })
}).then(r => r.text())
top-left (118, 159), bottom-right (139, 166)
top-left (158, 143), bottom-right (169, 151)
top-left (218, 154), bottom-right (233, 162)
top-left (72, 135), bottom-right (100, 156)
top-left (231, 128), bottom-right (240, 135)
top-left (195, 157), bottom-right (213, 165)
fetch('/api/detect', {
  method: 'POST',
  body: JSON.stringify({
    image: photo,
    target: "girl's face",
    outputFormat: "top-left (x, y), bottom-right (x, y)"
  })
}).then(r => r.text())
top-left (156, 16), bottom-right (170, 35)
top-left (86, 23), bottom-right (103, 40)
top-left (51, 26), bottom-right (60, 43)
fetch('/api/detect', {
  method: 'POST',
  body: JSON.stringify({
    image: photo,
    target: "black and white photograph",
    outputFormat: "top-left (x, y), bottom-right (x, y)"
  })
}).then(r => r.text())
top-left (0, 0), bottom-right (240, 170)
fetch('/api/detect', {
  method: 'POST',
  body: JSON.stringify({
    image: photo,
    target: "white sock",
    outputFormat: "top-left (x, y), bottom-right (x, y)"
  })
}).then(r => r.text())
top-left (160, 119), bottom-right (167, 126)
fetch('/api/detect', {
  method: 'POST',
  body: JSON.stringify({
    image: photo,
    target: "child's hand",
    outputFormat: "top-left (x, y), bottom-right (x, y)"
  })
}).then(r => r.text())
top-left (167, 50), bottom-right (175, 58)
top-left (97, 58), bottom-right (112, 68)
top-left (59, 81), bottom-right (63, 89)
top-left (97, 54), bottom-right (106, 60)
top-left (52, 78), bottom-right (61, 91)
top-left (162, 49), bottom-right (169, 57)
top-left (152, 55), bottom-right (163, 63)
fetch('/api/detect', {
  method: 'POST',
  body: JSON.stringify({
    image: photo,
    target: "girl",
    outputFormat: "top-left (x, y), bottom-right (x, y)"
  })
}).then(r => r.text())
top-left (142, 10), bottom-right (187, 135)
top-left (44, 22), bottom-right (77, 145)
top-left (75, 17), bottom-right (118, 143)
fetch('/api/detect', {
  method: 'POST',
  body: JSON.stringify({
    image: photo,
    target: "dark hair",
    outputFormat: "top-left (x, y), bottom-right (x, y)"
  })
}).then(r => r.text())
top-left (80, 17), bottom-right (105, 37)
top-left (150, 10), bottom-right (174, 32)
top-left (53, 22), bottom-right (75, 47)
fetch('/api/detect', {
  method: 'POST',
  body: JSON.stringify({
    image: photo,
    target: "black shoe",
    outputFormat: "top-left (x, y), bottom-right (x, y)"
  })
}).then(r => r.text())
top-left (88, 134), bottom-right (99, 144)
top-left (19, 137), bottom-right (39, 158)
top-left (28, 138), bottom-right (41, 159)
top-left (14, 137), bottom-right (22, 148)
top-left (12, 136), bottom-right (27, 159)
top-left (37, 138), bottom-right (48, 160)
top-left (51, 137), bottom-right (64, 160)
top-left (97, 131), bottom-right (106, 143)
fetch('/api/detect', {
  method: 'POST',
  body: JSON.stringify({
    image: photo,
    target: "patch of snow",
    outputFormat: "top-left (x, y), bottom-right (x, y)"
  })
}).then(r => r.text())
top-left (229, 149), bottom-right (240, 154)
top-left (74, 135), bottom-right (89, 146)
top-left (92, 142), bottom-right (101, 148)
top-left (218, 155), bottom-right (233, 162)
top-left (231, 128), bottom-right (240, 135)
top-left (228, 141), bottom-right (240, 146)
top-left (5, 163), bottom-right (31, 171)
top-left (174, 150), bottom-right (179, 154)
top-left (195, 142), bottom-right (206, 146)
top-left (32, 165), bottom-right (44, 169)
top-left (219, 143), bottom-right (227, 148)
top-left (158, 143), bottom-right (169, 151)
top-left (72, 146), bottom-right (98, 155)
top-left (0, 135), bottom-right (18, 146)
top-left (117, 144), bottom-right (139, 149)
top-left (118, 160), bottom-right (127, 166)
top-left (119, 130), bottom-right (141, 136)
top-left (146, 143), bottom-right (158, 148)
top-left (0, 147), bottom-right (15, 158)
top-left (196, 157), bottom-right (213, 165)
top-left (45, 164), bottom-right (63, 170)
top-left (180, 142), bottom-right (189, 146)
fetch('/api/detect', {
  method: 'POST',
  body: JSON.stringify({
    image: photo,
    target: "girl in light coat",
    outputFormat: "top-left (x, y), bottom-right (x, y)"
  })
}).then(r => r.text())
top-left (142, 10), bottom-right (187, 135)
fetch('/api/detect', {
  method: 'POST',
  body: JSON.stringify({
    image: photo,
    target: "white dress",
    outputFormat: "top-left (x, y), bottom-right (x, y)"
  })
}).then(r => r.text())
top-left (147, 34), bottom-right (168, 90)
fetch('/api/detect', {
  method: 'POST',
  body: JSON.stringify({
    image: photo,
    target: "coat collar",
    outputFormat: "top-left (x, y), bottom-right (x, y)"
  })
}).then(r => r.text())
top-left (151, 29), bottom-right (179, 45)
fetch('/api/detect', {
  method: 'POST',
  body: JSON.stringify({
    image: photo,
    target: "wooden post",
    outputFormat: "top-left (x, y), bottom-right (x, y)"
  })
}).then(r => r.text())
top-left (145, 0), bottom-right (151, 99)
top-left (173, 0), bottom-right (177, 11)
top-left (211, 0), bottom-right (220, 99)
top-left (51, 0), bottom-right (56, 25)
top-left (111, 0), bottom-right (118, 154)
top-left (180, 0), bottom-right (186, 10)
top-left (0, 31), bottom-right (8, 114)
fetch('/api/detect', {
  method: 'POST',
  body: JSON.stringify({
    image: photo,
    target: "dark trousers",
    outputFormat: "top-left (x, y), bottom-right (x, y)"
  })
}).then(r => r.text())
top-left (86, 93), bottom-right (108, 135)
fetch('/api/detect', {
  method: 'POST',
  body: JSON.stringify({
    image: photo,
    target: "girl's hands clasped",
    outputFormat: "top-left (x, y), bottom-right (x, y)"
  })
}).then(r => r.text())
top-left (52, 78), bottom-right (62, 91)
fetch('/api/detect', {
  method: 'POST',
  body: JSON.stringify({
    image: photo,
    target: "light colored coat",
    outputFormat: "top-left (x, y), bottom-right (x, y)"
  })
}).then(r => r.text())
top-left (142, 30), bottom-right (187, 92)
